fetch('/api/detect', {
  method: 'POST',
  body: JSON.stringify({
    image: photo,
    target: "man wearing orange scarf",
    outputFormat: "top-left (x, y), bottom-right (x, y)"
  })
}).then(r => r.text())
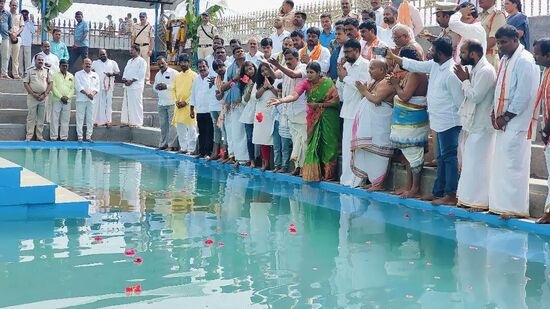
top-left (534, 38), bottom-right (550, 224)
top-left (358, 20), bottom-right (387, 60)
top-left (489, 26), bottom-right (539, 218)
top-left (299, 27), bottom-right (331, 74)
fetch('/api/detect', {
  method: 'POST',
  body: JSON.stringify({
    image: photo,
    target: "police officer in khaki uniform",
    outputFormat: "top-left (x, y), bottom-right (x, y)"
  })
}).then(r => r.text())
top-left (132, 12), bottom-right (154, 84)
top-left (421, 2), bottom-right (461, 60)
top-left (23, 53), bottom-right (52, 141)
top-left (197, 12), bottom-right (219, 60)
top-left (480, 0), bottom-right (506, 70)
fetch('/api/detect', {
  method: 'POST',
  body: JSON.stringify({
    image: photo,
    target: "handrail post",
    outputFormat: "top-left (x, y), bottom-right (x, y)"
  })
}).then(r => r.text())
top-left (41, 0), bottom-right (46, 42)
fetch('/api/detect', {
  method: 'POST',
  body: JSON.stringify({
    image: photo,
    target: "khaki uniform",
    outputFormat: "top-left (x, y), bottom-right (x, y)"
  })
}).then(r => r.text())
top-left (480, 6), bottom-right (506, 70)
top-left (439, 27), bottom-right (461, 60)
top-left (334, 11), bottom-right (360, 24)
top-left (132, 22), bottom-right (154, 83)
top-left (10, 13), bottom-right (22, 78)
top-left (281, 10), bottom-right (295, 32)
top-left (25, 67), bottom-right (52, 140)
top-left (197, 22), bottom-right (218, 60)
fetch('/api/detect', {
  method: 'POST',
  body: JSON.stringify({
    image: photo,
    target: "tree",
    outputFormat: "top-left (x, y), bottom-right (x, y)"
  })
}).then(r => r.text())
top-left (183, 0), bottom-right (223, 62)
top-left (32, 0), bottom-right (73, 31)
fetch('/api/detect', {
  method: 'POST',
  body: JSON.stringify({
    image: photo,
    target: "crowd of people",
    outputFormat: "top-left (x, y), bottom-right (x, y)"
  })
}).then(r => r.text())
top-left (11, 0), bottom-right (550, 223)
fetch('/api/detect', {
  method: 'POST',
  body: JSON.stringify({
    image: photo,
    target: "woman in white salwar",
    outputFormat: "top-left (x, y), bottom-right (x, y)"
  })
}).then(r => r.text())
top-left (252, 63), bottom-right (276, 171)
top-left (351, 59), bottom-right (395, 191)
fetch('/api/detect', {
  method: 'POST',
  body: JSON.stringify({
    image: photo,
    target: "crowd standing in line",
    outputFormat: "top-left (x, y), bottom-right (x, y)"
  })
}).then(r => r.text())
top-left (11, 0), bottom-right (550, 223)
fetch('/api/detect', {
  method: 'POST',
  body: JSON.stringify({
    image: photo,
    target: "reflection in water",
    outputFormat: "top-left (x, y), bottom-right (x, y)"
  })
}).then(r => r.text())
top-left (0, 147), bottom-right (550, 308)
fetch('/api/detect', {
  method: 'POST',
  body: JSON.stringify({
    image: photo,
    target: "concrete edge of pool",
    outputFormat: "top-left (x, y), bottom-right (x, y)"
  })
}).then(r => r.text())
top-left (0, 153), bottom-right (91, 219)
top-left (0, 141), bottom-right (548, 237)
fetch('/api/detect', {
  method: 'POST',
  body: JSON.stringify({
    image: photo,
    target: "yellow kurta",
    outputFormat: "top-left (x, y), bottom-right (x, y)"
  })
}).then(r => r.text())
top-left (172, 69), bottom-right (198, 126)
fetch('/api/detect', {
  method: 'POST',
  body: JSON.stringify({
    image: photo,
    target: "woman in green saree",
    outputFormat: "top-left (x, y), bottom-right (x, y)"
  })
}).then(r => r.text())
top-left (269, 62), bottom-right (340, 182)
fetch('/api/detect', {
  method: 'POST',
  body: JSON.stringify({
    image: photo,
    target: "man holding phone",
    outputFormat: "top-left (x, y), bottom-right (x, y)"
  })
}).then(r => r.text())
top-left (358, 20), bottom-right (387, 60)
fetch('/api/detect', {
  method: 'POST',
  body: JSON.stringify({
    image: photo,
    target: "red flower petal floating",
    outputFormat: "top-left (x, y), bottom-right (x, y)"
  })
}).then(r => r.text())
top-left (218, 242), bottom-right (225, 247)
top-left (124, 249), bottom-right (136, 256)
top-left (134, 257), bottom-right (143, 264)
top-left (204, 239), bottom-right (214, 245)
top-left (289, 227), bottom-right (297, 234)
top-left (289, 224), bottom-right (295, 228)
top-left (256, 112), bottom-right (264, 123)
top-left (132, 284), bottom-right (142, 293)
top-left (239, 232), bottom-right (248, 237)
top-left (94, 236), bottom-right (103, 242)
top-left (125, 286), bottom-right (133, 294)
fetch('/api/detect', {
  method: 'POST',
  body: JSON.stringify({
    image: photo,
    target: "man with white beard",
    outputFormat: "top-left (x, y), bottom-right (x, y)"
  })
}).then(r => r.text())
top-left (121, 44), bottom-right (147, 127)
top-left (92, 49), bottom-right (119, 127)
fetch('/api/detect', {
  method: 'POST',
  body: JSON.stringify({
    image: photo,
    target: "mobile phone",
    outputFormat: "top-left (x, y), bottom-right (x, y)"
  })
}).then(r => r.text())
top-left (373, 47), bottom-right (388, 57)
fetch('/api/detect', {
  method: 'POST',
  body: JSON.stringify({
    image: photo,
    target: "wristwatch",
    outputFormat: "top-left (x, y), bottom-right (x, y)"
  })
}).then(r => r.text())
top-left (503, 115), bottom-right (511, 123)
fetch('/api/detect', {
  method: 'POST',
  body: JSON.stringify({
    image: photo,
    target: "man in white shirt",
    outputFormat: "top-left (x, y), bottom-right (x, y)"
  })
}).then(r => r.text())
top-left (271, 16), bottom-right (290, 54)
top-left (91, 49), bottom-right (119, 127)
top-left (378, 6), bottom-right (413, 49)
top-left (371, 0), bottom-right (384, 26)
top-left (453, 39), bottom-right (496, 211)
top-left (121, 44), bottom-right (147, 127)
top-left (489, 26), bottom-right (540, 218)
top-left (388, 37), bottom-right (464, 205)
top-left (74, 58), bottom-right (99, 142)
top-left (204, 36), bottom-right (224, 68)
top-left (267, 48), bottom-right (307, 176)
top-left (153, 56), bottom-right (178, 150)
top-left (359, 20), bottom-right (387, 60)
top-left (245, 37), bottom-right (263, 66)
top-left (449, 3), bottom-right (487, 63)
top-left (18, 9), bottom-right (34, 78)
top-left (337, 39), bottom-right (371, 187)
top-left (209, 45), bottom-right (232, 76)
top-left (299, 27), bottom-right (330, 74)
top-left (190, 59), bottom-right (215, 158)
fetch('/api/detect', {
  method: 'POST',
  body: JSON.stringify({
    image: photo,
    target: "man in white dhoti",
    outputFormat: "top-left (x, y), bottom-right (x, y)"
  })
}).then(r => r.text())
top-left (121, 44), bottom-right (147, 127)
top-left (267, 48), bottom-right (307, 176)
top-left (91, 49), bottom-right (119, 127)
top-left (489, 25), bottom-right (540, 218)
top-left (453, 39), bottom-right (496, 210)
top-left (338, 39), bottom-right (371, 187)
top-left (351, 59), bottom-right (395, 191)
top-left (74, 58), bottom-right (99, 142)
top-left (533, 38), bottom-right (550, 224)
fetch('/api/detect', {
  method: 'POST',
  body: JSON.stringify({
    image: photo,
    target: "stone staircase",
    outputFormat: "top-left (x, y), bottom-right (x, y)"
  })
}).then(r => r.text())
top-left (0, 80), bottom-right (161, 128)
top-left (0, 156), bottom-right (90, 217)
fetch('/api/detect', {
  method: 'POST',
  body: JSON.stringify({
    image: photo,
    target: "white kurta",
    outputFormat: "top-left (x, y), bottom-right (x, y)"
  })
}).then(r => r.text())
top-left (121, 56), bottom-right (147, 126)
top-left (92, 59), bottom-right (120, 124)
top-left (252, 88), bottom-right (275, 145)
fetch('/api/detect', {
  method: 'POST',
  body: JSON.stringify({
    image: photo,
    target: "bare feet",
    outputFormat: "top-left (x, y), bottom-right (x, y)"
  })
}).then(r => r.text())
top-left (536, 212), bottom-right (550, 224)
top-left (291, 167), bottom-right (301, 176)
top-left (431, 195), bottom-right (458, 206)
top-left (393, 187), bottom-right (409, 196)
top-left (249, 160), bottom-right (256, 168)
top-left (420, 195), bottom-right (438, 202)
top-left (466, 207), bottom-right (488, 213)
top-left (400, 190), bottom-right (422, 199)
top-left (367, 184), bottom-right (385, 192)
top-left (279, 168), bottom-right (288, 173)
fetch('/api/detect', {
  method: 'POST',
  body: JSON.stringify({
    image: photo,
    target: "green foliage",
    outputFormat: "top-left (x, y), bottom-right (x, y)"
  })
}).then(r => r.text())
top-left (184, 0), bottom-right (224, 57)
top-left (31, 0), bottom-right (73, 28)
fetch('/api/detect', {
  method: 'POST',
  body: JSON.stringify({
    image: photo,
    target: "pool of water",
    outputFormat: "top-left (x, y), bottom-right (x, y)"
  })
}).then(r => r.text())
top-left (1, 144), bottom-right (550, 308)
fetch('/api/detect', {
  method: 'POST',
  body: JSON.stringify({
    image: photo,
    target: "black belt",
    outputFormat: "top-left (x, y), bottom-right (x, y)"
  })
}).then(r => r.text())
top-left (198, 44), bottom-right (212, 47)
top-left (139, 43), bottom-right (149, 46)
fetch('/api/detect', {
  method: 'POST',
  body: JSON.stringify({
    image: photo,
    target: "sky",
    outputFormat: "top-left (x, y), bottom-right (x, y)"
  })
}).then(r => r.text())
top-left (17, 0), bottom-right (314, 24)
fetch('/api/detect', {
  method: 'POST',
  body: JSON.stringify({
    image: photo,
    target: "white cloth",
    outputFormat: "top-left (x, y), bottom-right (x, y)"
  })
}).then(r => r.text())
top-left (271, 30), bottom-right (291, 54)
top-left (228, 104), bottom-right (250, 162)
top-left (153, 67), bottom-right (178, 106)
top-left (303, 45), bottom-right (331, 74)
top-left (91, 59), bottom-right (120, 91)
top-left (281, 63), bottom-right (307, 117)
top-left (374, 7), bottom-right (384, 26)
top-left (401, 2), bottom-right (424, 36)
top-left (457, 130), bottom-right (496, 209)
top-left (338, 56), bottom-right (371, 119)
top-left (253, 88), bottom-right (275, 145)
top-left (74, 70), bottom-right (100, 102)
top-left (121, 87), bottom-right (144, 126)
top-left (341, 118), bottom-right (362, 187)
top-left (20, 20), bottom-right (35, 47)
top-left (122, 56), bottom-right (147, 89)
top-left (32, 51), bottom-right (59, 73)
top-left (449, 12), bottom-right (487, 63)
top-left (403, 58), bottom-right (464, 132)
top-left (459, 57), bottom-right (496, 132)
top-left (489, 129), bottom-right (531, 217)
top-left (240, 85), bottom-right (257, 124)
top-left (190, 74), bottom-right (216, 113)
top-left (94, 88), bottom-right (114, 125)
top-left (76, 100), bottom-right (94, 139)
top-left (493, 45), bottom-right (540, 132)
top-left (50, 99), bottom-right (70, 140)
top-left (289, 118), bottom-right (307, 168)
top-left (245, 51), bottom-right (264, 66)
top-left (545, 147), bottom-right (550, 213)
top-left (377, 23), bottom-right (414, 49)
top-left (176, 123), bottom-right (197, 152)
